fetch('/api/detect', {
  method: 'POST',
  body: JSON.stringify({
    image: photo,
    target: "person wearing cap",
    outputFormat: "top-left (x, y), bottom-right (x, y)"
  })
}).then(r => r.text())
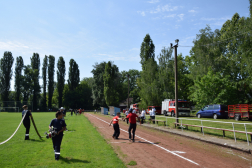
top-left (49, 111), bottom-right (66, 160)
top-left (109, 112), bottom-right (124, 139)
top-left (126, 108), bottom-right (141, 142)
top-left (22, 105), bottom-right (32, 140)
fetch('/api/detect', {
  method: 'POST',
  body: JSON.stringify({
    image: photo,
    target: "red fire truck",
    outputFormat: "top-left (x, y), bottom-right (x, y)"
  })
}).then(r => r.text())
top-left (228, 104), bottom-right (252, 121)
top-left (161, 99), bottom-right (191, 117)
top-left (130, 103), bottom-right (140, 113)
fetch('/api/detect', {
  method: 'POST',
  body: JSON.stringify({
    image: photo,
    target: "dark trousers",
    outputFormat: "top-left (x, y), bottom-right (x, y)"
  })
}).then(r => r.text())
top-left (113, 123), bottom-right (120, 138)
top-left (140, 117), bottom-right (145, 124)
top-left (128, 123), bottom-right (136, 140)
top-left (126, 118), bottom-right (129, 124)
top-left (150, 116), bottom-right (155, 124)
top-left (52, 135), bottom-right (63, 160)
top-left (23, 121), bottom-right (30, 140)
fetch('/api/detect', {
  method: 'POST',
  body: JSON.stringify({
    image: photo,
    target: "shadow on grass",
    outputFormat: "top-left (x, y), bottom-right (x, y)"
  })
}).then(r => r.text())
top-left (66, 129), bottom-right (76, 132)
top-left (60, 156), bottom-right (90, 164)
top-left (29, 138), bottom-right (45, 142)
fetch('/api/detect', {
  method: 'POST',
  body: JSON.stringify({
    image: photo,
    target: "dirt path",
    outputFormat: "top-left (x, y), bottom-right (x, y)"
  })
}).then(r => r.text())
top-left (85, 113), bottom-right (252, 168)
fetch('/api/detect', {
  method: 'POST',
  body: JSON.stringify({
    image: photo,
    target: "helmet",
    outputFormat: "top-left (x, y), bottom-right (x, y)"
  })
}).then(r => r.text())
top-left (129, 108), bottom-right (133, 112)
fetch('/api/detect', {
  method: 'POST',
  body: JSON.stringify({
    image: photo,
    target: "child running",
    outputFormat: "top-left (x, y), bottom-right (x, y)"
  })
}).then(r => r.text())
top-left (109, 112), bottom-right (124, 139)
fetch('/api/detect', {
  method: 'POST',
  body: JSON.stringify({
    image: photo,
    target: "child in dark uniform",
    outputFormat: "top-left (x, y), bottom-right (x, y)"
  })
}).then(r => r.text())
top-left (22, 105), bottom-right (32, 140)
top-left (49, 111), bottom-right (66, 160)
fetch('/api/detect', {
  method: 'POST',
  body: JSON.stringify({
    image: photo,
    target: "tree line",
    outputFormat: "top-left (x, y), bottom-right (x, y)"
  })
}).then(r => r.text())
top-left (0, 53), bottom-right (81, 111)
top-left (1, 1), bottom-right (251, 111)
top-left (90, 1), bottom-right (252, 110)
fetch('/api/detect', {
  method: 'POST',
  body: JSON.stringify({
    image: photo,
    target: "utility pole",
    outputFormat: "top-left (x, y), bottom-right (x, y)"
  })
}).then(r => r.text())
top-left (127, 74), bottom-right (130, 110)
top-left (171, 39), bottom-right (179, 123)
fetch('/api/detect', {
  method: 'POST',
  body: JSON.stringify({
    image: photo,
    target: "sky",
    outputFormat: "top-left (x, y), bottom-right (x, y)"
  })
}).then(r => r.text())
top-left (0, 0), bottom-right (250, 91)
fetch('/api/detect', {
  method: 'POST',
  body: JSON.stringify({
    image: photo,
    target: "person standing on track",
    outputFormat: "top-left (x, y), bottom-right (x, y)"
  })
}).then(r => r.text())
top-left (149, 108), bottom-right (155, 124)
top-left (49, 111), bottom-right (66, 161)
top-left (140, 108), bottom-right (146, 124)
top-left (109, 112), bottom-right (124, 139)
top-left (22, 105), bottom-right (32, 140)
top-left (126, 108), bottom-right (140, 142)
top-left (125, 110), bottom-right (129, 124)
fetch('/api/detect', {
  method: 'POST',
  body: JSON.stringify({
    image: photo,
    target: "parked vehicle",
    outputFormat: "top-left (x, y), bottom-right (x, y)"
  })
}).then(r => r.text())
top-left (196, 104), bottom-right (228, 119)
top-left (162, 99), bottom-right (191, 117)
top-left (228, 104), bottom-right (252, 121)
top-left (130, 103), bottom-right (140, 113)
top-left (147, 106), bottom-right (161, 115)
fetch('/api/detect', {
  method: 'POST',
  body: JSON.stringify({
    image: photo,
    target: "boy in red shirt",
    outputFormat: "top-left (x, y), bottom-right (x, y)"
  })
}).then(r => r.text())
top-left (109, 112), bottom-right (124, 139)
top-left (126, 108), bottom-right (141, 142)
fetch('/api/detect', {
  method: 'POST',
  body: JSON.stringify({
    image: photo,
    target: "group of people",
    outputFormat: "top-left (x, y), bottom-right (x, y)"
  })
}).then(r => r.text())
top-left (69, 108), bottom-right (85, 116)
top-left (21, 105), bottom-right (67, 161)
top-left (109, 107), bottom-right (157, 142)
top-left (109, 108), bottom-right (140, 142)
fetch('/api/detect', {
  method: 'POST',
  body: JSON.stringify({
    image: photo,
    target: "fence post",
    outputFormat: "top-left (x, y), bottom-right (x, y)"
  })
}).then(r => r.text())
top-left (244, 124), bottom-right (249, 146)
top-left (201, 120), bottom-right (204, 136)
top-left (166, 117), bottom-right (167, 128)
top-left (232, 123), bottom-right (236, 142)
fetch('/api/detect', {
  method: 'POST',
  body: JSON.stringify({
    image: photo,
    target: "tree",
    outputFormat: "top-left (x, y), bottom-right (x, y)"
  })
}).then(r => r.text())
top-left (57, 57), bottom-right (65, 108)
top-left (68, 59), bottom-right (80, 91)
top-left (48, 55), bottom-right (55, 109)
top-left (91, 62), bottom-right (107, 107)
top-left (189, 69), bottom-right (236, 109)
top-left (103, 61), bottom-right (120, 106)
top-left (140, 34), bottom-right (155, 66)
top-left (0, 52), bottom-right (14, 106)
top-left (14, 56), bottom-right (24, 101)
top-left (31, 53), bottom-right (40, 111)
top-left (42, 55), bottom-right (48, 110)
top-left (138, 34), bottom-right (161, 108)
top-left (120, 69), bottom-right (141, 103)
top-left (22, 65), bottom-right (35, 102)
top-left (63, 80), bottom-right (93, 109)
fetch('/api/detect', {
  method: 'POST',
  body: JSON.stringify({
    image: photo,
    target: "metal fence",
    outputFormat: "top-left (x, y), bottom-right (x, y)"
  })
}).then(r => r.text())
top-left (153, 115), bottom-right (252, 146)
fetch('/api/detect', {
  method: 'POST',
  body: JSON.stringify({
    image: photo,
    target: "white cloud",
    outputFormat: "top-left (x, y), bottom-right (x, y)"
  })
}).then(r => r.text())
top-left (147, 0), bottom-right (159, 3)
top-left (177, 14), bottom-right (184, 21)
top-left (188, 10), bottom-right (196, 13)
top-left (150, 4), bottom-right (178, 14)
top-left (137, 11), bottom-right (146, 16)
top-left (164, 14), bottom-right (176, 18)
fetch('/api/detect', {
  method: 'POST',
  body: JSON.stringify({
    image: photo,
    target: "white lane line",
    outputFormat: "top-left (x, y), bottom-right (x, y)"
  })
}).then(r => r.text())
top-left (88, 114), bottom-right (199, 166)
top-left (172, 151), bottom-right (186, 154)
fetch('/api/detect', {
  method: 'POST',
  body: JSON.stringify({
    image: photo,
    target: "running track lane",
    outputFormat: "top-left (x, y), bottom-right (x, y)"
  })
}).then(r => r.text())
top-left (87, 114), bottom-right (200, 166)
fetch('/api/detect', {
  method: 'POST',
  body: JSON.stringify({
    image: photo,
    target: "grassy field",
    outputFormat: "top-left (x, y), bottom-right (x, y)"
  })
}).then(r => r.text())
top-left (0, 112), bottom-right (125, 168)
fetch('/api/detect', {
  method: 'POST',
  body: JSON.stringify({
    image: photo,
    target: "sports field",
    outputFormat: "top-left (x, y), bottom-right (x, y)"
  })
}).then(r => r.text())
top-left (0, 112), bottom-right (125, 168)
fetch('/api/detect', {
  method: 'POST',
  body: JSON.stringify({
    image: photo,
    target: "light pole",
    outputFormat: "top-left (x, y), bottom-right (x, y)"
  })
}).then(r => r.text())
top-left (127, 74), bottom-right (130, 110)
top-left (171, 39), bottom-right (179, 123)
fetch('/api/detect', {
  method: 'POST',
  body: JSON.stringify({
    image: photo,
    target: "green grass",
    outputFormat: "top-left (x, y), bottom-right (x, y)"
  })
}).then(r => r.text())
top-left (0, 112), bottom-right (126, 168)
top-left (127, 161), bottom-right (137, 166)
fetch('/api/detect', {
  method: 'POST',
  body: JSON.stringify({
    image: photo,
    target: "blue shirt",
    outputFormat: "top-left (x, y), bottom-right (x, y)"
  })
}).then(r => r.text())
top-left (49, 119), bottom-right (67, 136)
top-left (22, 110), bottom-right (31, 123)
